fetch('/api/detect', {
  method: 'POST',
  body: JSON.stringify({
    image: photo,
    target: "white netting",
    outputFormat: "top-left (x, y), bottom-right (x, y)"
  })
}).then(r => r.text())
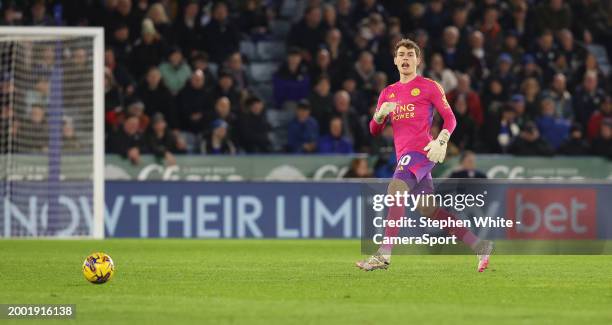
top-left (0, 33), bottom-right (98, 237)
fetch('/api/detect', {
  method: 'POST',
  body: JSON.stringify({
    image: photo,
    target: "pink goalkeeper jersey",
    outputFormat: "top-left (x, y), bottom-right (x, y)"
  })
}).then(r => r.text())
top-left (370, 76), bottom-right (457, 159)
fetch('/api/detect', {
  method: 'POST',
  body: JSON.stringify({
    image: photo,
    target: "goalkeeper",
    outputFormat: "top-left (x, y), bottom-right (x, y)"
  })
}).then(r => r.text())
top-left (356, 38), bottom-right (493, 272)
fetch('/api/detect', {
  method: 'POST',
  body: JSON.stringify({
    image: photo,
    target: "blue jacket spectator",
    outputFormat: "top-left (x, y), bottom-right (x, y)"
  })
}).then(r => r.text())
top-left (287, 100), bottom-right (318, 153)
top-left (536, 97), bottom-right (570, 149)
top-left (317, 117), bottom-right (354, 154)
top-left (273, 48), bottom-right (311, 108)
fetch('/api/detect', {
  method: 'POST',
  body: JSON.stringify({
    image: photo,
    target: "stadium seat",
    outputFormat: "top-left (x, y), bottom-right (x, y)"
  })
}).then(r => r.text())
top-left (270, 20), bottom-right (292, 39)
top-left (252, 83), bottom-right (274, 105)
top-left (208, 62), bottom-right (218, 77)
top-left (256, 41), bottom-right (286, 61)
top-left (249, 62), bottom-right (277, 83)
top-left (239, 40), bottom-right (257, 61)
top-left (279, 0), bottom-right (298, 19)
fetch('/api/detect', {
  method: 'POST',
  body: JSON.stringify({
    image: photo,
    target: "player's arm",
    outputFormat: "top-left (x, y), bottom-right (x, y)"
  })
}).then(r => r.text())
top-left (424, 81), bottom-right (456, 163)
top-left (370, 88), bottom-right (395, 136)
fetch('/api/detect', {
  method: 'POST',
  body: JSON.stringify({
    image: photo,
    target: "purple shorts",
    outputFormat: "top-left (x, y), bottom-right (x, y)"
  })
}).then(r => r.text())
top-left (392, 151), bottom-right (435, 194)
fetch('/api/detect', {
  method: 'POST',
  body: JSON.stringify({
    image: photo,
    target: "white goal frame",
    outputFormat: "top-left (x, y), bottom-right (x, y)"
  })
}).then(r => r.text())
top-left (0, 27), bottom-right (105, 239)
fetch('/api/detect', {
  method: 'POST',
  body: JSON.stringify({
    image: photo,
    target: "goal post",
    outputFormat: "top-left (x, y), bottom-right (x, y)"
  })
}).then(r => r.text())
top-left (0, 27), bottom-right (104, 238)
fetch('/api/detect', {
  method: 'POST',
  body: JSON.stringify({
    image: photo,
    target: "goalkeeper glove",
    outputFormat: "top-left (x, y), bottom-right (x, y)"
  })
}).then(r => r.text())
top-left (423, 129), bottom-right (451, 163)
top-left (373, 102), bottom-right (396, 124)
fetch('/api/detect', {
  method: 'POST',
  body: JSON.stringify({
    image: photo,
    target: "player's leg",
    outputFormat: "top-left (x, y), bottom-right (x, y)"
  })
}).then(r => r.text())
top-left (356, 173), bottom-right (416, 271)
top-left (415, 175), bottom-right (494, 272)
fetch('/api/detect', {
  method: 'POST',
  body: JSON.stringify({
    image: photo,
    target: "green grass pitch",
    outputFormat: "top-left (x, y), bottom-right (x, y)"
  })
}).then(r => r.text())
top-left (1, 239), bottom-right (611, 324)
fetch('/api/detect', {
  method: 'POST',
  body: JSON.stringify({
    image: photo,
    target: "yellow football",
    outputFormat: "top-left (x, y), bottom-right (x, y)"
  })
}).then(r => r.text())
top-left (82, 252), bottom-right (115, 284)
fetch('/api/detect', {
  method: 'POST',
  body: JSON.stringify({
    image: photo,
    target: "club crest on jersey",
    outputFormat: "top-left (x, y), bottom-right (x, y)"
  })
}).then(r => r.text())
top-left (411, 88), bottom-right (420, 96)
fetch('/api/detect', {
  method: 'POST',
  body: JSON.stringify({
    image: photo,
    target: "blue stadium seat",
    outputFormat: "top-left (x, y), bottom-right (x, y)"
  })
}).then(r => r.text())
top-left (239, 40), bottom-right (257, 60)
top-left (256, 41), bottom-right (286, 61)
top-left (249, 62), bottom-right (277, 83)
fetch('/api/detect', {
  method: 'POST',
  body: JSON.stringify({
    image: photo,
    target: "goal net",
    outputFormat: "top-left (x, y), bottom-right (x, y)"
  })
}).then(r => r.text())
top-left (0, 28), bottom-right (104, 238)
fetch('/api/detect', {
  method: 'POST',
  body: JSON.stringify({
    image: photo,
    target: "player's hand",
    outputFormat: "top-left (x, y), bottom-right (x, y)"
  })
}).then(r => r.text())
top-left (373, 102), bottom-right (396, 124)
top-left (423, 129), bottom-right (451, 163)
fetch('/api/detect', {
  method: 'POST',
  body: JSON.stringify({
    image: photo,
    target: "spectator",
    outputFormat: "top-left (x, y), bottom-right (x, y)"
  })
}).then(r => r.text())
top-left (590, 120), bottom-right (612, 158)
top-left (450, 95), bottom-right (477, 151)
top-left (273, 47), bottom-right (311, 108)
top-left (500, 31), bottom-right (525, 66)
top-left (535, 97), bottom-right (571, 149)
top-left (202, 1), bottom-right (240, 64)
top-left (287, 100), bottom-right (319, 153)
top-left (136, 66), bottom-right (178, 130)
top-left (309, 48), bottom-right (335, 87)
top-left (104, 68), bottom-right (123, 131)
top-left (516, 54), bottom-right (543, 85)
top-left (209, 96), bottom-right (237, 144)
top-left (317, 116), bottom-right (354, 154)
top-left (349, 51), bottom-right (377, 96)
top-left (519, 77), bottom-right (541, 118)
top-left (177, 69), bottom-right (213, 135)
top-left (190, 52), bottom-right (217, 93)
top-left (18, 105), bottom-right (48, 153)
top-left (436, 26), bottom-right (464, 71)
top-left (27, 0), bottom-right (52, 26)
top-left (480, 6), bottom-right (503, 54)
top-left (158, 47), bottom-right (192, 96)
top-left (105, 48), bottom-right (134, 93)
top-left (344, 157), bottom-right (372, 178)
top-left (484, 105), bottom-right (520, 153)
top-left (225, 52), bottom-right (251, 92)
top-left (287, 5), bottom-right (325, 60)
top-left (332, 90), bottom-right (366, 152)
top-left (146, 3), bottom-right (172, 42)
top-left (238, 96), bottom-right (272, 153)
top-left (465, 30), bottom-right (488, 84)
top-left (509, 121), bottom-right (554, 156)
top-left (573, 71), bottom-right (606, 126)
top-left (130, 18), bottom-right (167, 78)
top-left (533, 30), bottom-right (559, 83)
top-left (541, 73), bottom-right (573, 119)
top-left (239, 0), bottom-right (271, 38)
top-left (340, 76), bottom-right (369, 117)
top-left (536, 0), bottom-right (572, 33)
top-left (108, 115), bottom-right (145, 165)
top-left (108, 23), bottom-right (132, 65)
top-left (510, 94), bottom-right (531, 127)
top-left (173, 0), bottom-right (204, 57)
top-left (308, 76), bottom-right (334, 129)
top-left (323, 28), bottom-right (351, 87)
top-left (490, 53), bottom-right (517, 95)
top-left (114, 0), bottom-right (140, 43)
top-left (145, 113), bottom-right (183, 166)
top-left (212, 71), bottom-right (242, 113)
top-left (558, 123), bottom-right (590, 155)
top-left (62, 117), bottom-right (81, 152)
top-left (557, 29), bottom-right (586, 75)
top-left (449, 151), bottom-right (487, 179)
top-left (447, 73), bottom-right (484, 126)
top-left (425, 53), bottom-right (457, 93)
top-left (201, 119), bottom-right (237, 155)
top-left (587, 96), bottom-right (612, 141)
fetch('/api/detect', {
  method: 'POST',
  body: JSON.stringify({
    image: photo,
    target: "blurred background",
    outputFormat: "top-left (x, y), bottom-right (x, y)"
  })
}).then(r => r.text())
top-left (1, 0), bottom-right (611, 180)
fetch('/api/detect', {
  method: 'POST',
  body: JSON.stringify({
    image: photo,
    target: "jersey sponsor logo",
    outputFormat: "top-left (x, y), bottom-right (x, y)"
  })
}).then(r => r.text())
top-left (392, 103), bottom-right (416, 120)
top-left (410, 88), bottom-right (420, 96)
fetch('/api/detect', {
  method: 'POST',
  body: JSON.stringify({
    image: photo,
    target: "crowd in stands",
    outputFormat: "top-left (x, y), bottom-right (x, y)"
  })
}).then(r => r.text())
top-left (1, 0), bottom-right (611, 167)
